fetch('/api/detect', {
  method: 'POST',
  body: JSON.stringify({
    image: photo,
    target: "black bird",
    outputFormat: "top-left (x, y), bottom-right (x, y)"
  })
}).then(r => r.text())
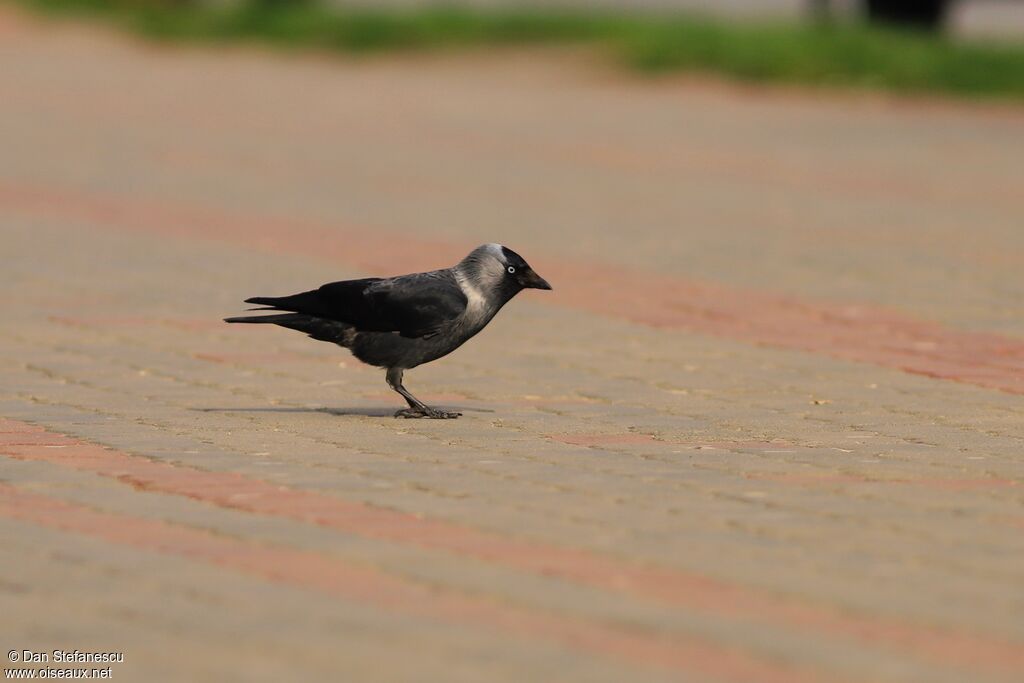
top-left (225, 244), bottom-right (552, 419)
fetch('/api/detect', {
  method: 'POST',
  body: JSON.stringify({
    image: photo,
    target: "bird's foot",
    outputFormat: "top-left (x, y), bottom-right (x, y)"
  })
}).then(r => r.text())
top-left (394, 407), bottom-right (462, 420)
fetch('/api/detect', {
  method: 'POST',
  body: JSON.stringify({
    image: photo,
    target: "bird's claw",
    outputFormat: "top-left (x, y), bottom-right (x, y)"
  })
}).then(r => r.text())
top-left (394, 407), bottom-right (462, 420)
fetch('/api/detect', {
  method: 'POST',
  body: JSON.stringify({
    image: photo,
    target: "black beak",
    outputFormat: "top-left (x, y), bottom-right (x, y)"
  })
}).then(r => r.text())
top-left (520, 269), bottom-right (552, 291)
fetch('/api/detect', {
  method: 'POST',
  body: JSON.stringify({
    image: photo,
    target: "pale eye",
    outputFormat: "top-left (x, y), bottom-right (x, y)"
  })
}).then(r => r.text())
top-left (507, 266), bottom-right (516, 274)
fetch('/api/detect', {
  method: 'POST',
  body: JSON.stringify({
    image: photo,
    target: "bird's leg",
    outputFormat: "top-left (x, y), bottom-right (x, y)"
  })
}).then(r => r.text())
top-left (386, 368), bottom-right (461, 419)
top-left (386, 368), bottom-right (428, 412)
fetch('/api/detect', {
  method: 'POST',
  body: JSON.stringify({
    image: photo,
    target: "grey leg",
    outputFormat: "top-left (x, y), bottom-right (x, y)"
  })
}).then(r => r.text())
top-left (386, 367), bottom-right (461, 419)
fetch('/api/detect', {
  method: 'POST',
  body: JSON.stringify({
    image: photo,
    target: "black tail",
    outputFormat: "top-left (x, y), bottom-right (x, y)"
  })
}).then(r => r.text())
top-left (244, 296), bottom-right (287, 308)
top-left (224, 313), bottom-right (300, 324)
top-left (224, 312), bottom-right (353, 346)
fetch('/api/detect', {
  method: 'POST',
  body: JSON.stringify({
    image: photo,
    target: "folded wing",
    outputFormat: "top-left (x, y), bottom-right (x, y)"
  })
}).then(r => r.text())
top-left (242, 271), bottom-right (467, 339)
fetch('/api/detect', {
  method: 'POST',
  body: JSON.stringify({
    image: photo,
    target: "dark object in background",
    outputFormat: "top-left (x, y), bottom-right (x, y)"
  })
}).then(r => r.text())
top-left (864, 0), bottom-right (951, 29)
top-left (225, 244), bottom-right (552, 419)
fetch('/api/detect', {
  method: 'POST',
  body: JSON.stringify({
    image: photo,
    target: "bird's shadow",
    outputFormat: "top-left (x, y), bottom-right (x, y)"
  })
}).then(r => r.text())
top-left (193, 405), bottom-right (493, 417)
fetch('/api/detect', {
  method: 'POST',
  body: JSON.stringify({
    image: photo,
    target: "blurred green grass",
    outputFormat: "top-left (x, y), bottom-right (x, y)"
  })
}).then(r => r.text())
top-left (13, 0), bottom-right (1024, 99)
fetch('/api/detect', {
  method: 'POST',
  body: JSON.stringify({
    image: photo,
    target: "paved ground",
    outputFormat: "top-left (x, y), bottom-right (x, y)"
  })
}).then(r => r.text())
top-left (2, 7), bottom-right (1024, 683)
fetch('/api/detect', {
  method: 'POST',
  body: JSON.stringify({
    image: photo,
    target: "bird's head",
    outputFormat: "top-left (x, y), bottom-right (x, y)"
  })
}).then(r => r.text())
top-left (461, 244), bottom-right (552, 298)
top-left (496, 244), bottom-right (552, 292)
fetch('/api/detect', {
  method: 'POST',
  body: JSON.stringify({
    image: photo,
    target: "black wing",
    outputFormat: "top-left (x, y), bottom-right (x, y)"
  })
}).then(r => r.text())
top-left (244, 270), bottom-right (467, 339)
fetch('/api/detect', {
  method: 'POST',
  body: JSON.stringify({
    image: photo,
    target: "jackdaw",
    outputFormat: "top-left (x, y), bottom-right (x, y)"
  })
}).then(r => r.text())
top-left (225, 243), bottom-right (552, 419)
